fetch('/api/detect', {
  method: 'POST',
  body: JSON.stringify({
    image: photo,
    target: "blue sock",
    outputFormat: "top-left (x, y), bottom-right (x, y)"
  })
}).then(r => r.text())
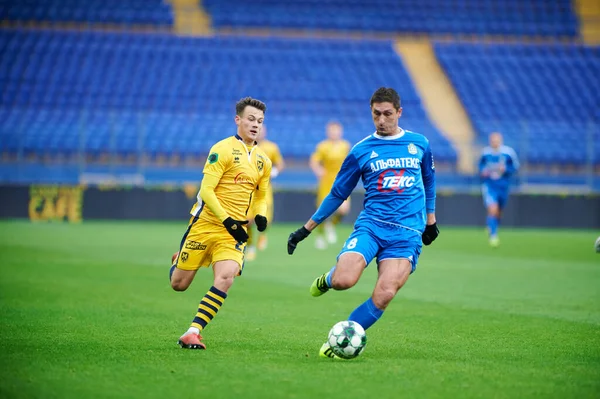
top-left (348, 297), bottom-right (384, 330)
top-left (487, 215), bottom-right (498, 237)
top-left (325, 265), bottom-right (335, 288)
top-left (169, 265), bottom-right (176, 281)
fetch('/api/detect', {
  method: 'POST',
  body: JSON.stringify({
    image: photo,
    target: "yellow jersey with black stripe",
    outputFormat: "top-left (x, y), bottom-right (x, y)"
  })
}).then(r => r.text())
top-left (190, 136), bottom-right (272, 225)
top-left (311, 139), bottom-right (351, 182)
top-left (259, 139), bottom-right (283, 167)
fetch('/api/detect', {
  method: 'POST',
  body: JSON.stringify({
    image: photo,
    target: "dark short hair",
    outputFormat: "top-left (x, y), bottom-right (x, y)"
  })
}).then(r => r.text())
top-left (236, 97), bottom-right (267, 116)
top-left (370, 87), bottom-right (401, 110)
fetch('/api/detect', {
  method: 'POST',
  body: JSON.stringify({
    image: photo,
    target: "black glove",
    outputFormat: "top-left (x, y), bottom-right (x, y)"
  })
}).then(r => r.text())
top-left (223, 217), bottom-right (249, 243)
top-left (422, 223), bottom-right (439, 246)
top-left (254, 215), bottom-right (268, 232)
top-left (287, 226), bottom-right (311, 255)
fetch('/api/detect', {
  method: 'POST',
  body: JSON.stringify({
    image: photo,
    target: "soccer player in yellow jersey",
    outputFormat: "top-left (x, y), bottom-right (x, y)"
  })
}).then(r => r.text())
top-left (169, 97), bottom-right (272, 350)
top-left (310, 121), bottom-right (351, 249)
top-left (246, 125), bottom-right (285, 260)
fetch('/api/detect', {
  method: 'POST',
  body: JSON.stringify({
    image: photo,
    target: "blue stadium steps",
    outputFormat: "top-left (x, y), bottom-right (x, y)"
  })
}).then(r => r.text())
top-left (0, 29), bottom-right (457, 164)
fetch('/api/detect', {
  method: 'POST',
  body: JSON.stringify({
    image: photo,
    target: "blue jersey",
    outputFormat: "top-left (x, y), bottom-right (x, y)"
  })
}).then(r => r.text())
top-left (479, 145), bottom-right (519, 191)
top-left (312, 129), bottom-right (436, 234)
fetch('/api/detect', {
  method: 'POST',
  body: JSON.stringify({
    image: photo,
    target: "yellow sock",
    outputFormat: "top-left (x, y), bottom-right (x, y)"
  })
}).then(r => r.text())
top-left (190, 286), bottom-right (227, 331)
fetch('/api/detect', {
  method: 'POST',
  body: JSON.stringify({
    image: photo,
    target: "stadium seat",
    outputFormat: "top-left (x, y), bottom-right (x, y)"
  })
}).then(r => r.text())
top-left (434, 42), bottom-right (600, 166)
top-left (4, 0), bottom-right (173, 26)
top-left (202, 0), bottom-right (578, 38)
top-left (0, 29), bottom-right (457, 163)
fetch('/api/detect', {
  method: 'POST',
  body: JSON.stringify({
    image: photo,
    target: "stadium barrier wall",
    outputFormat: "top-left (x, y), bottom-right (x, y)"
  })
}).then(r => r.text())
top-left (0, 185), bottom-right (599, 229)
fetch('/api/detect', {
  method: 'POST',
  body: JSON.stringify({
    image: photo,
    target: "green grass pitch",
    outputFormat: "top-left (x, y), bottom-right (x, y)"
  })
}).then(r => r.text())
top-left (0, 220), bottom-right (599, 398)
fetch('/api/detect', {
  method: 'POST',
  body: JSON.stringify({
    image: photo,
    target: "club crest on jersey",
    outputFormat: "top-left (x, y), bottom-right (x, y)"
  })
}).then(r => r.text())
top-left (408, 143), bottom-right (417, 155)
top-left (208, 153), bottom-right (219, 164)
top-left (257, 160), bottom-right (264, 172)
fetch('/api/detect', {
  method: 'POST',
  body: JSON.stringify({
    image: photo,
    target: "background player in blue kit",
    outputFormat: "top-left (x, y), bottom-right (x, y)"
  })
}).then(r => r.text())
top-left (479, 132), bottom-right (519, 247)
top-left (287, 87), bottom-right (439, 358)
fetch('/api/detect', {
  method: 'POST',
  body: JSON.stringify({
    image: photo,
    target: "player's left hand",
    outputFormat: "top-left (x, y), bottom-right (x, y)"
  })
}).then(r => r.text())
top-left (287, 226), bottom-right (311, 255)
top-left (422, 223), bottom-right (439, 246)
top-left (255, 215), bottom-right (268, 232)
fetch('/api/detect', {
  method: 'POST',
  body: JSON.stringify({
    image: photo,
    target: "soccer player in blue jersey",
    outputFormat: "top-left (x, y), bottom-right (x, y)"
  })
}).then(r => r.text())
top-left (479, 132), bottom-right (519, 247)
top-left (287, 87), bottom-right (439, 358)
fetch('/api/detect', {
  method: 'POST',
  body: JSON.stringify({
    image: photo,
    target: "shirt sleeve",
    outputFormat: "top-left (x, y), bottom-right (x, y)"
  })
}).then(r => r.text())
top-left (199, 174), bottom-right (229, 222)
top-left (203, 144), bottom-right (229, 179)
top-left (421, 144), bottom-right (436, 214)
top-left (198, 144), bottom-right (230, 222)
top-left (312, 153), bottom-right (361, 224)
top-left (479, 153), bottom-right (487, 175)
top-left (252, 160), bottom-right (272, 217)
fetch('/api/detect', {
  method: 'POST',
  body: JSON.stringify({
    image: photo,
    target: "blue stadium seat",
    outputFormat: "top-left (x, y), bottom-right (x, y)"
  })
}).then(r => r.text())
top-left (4, 0), bottom-right (173, 26)
top-left (0, 29), bottom-right (457, 163)
top-left (435, 41), bottom-right (599, 165)
top-left (203, 0), bottom-right (578, 38)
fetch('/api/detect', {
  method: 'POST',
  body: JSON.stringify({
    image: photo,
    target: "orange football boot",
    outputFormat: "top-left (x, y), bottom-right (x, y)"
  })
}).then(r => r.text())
top-left (178, 333), bottom-right (206, 350)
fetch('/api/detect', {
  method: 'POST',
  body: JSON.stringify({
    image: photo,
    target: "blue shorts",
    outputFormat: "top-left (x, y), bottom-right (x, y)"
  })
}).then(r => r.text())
top-left (337, 219), bottom-right (422, 273)
top-left (482, 185), bottom-right (509, 209)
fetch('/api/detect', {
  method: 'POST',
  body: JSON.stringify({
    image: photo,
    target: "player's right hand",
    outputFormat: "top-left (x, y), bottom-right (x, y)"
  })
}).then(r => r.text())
top-left (287, 226), bottom-right (311, 255)
top-left (223, 217), bottom-right (249, 243)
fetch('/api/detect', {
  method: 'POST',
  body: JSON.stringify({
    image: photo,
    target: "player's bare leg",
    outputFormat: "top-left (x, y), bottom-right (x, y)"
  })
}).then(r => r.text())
top-left (314, 224), bottom-right (327, 250)
top-left (326, 200), bottom-right (350, 244)
top-left (486, 203), bottom-right (500, 247)
top-left (246, 221), bottom-right (257, 261)
top-left (340, 258), bottom-right (411, 345)
top-left (178, 259), bottom-right (240, 349)
top-left (320, 257), bottom-right (409, 358)
top-left (371, 258), bottom-right (412, 311)
top-left (315, 252), bottom-right (366, 358)
top-left (257, 233), bottom-right (268, 251)
top-left (310, 252), bottom-right (365, 296)
top-left (170, 254), bottom-right (198, 292)
top-left (323, 221), bottom-right (336, 244)
top-left (212, 259), bottom-right (239, 293)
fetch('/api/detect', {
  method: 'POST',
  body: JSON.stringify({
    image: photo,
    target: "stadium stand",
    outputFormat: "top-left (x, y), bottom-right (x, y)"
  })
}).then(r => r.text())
top-left (203, 0), bottom-right (579, 37)
top-left (434, 42), bottom-right (600, 166)
top-left (1, 0), bottom-right (173, 26)
top-left (0, 29), bottom-right (457, 163)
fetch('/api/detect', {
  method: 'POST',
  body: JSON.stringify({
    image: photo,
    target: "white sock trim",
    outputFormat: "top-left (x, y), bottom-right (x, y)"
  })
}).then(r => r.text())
top-left (186, 327), bottom-right (200, 335)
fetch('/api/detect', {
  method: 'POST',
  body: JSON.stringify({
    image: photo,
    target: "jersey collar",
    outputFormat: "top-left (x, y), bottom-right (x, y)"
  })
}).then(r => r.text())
top-left (235, 134), bottom-right (257, 146)
top-left (373, 128), bottom-right (405, 140)
top-left (235, 134), bottom-right (257, 161)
